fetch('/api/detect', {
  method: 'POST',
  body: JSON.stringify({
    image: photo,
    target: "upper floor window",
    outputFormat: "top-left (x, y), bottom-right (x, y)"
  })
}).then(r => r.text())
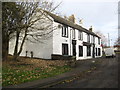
top-left (72, 28), bottom-right (75, 39)
top-left (87, 34), bottom-right (90, 42)
top-left (91, 36), bottom-right (94, 43)
top-left (98, 38), bottom-right (100, 45)
top-left (93, 36), bottom-right (95, 43)
top-left (62, 25), bottom-right (68, 37)
top-left (78, 31), bottom-right (83, 40)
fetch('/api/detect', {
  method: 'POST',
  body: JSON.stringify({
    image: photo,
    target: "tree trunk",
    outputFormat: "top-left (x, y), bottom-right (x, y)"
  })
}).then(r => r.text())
top-left (17, 33), bottom-right (27, 56)
top-left (13, 31), bottom-right (20, 61)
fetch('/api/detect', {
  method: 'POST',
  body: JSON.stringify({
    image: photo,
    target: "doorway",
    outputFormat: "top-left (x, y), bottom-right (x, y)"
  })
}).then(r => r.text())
top-left (72, 40), bottom-right (76, 56)
top-left (92, 45), bottom-right (95, 58)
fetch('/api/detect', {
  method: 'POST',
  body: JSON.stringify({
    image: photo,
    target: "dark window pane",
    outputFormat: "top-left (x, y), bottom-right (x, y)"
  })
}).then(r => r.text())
top-left (98, 38), bottom-right (100, 45)
top-left (79, 46), bottom-right (83, 56)
top-left (87, 46), bottom-right (91, 56)
top-left (96, 48), bottom-right (97, 56)
top-left (78, 31), bottom-right (83, 40)
top-left (62, 44), bottom-right (68, 55)
top-left (62, 27), bottom-right (64, 36)
top-left (72, 29), bottom-right (75, 39)
top-left (93, 36), bottom-right (95, 43)
top-left (62, 25), bottom-right (68, 37)
top-left (98, 48), bottom-right (101, 56)
top-left (87, 34), bottom-right (90, 42)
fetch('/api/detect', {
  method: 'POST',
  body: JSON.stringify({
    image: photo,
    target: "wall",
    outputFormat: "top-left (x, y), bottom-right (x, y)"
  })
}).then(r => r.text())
top-left (52, 23), bottom-right (102, 60)
top-left (52, 22), bottom-right (71, 56)
top-left (9, 12), bottom-right (54, 59)
top-left (9, 11), bottom-right (102, 60)
top-left (9, 34), bottom-right (27, 56)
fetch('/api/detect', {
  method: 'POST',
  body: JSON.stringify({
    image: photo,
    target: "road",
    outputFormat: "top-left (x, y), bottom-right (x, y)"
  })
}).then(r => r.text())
top-left (50, 54), bottom-right (119, 88)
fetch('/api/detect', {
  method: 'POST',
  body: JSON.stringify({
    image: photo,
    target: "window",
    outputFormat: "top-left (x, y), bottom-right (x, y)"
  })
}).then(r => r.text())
top-left (91, 36), bottom-right (93, 43)
top-left (93, 36), bottom-right (95, 43)
top-left (98, 48), bottom-right (101, 56)
top-left (62, 44), bottom-right (68, 55)
top-left (79, 46), bottom-right (83, 57)
top-left (96, 48), bottom-right (97, 56)
top-left (78, 31), bottom-right (83, 40)
top-left (72, 29), bottom-right (75, 39)
top-left (98, 38), bottom-right (100, 45)
top-left (62, 25), bottom-right (68, 37)
top-left (87, 34), bottom-right (90, 42)
top-left (87, 46), bottom-right (91, 56)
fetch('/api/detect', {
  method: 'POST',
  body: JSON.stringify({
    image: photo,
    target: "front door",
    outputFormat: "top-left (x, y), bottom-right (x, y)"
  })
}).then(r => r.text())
top-left (92, 44), bottom-right (95, 58)
top-left (72, 40), bottom-right (76, 56)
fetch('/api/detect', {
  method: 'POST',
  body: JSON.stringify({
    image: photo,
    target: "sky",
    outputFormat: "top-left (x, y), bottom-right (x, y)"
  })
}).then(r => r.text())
top-left (53, 0), bottom-right (119, 46)
top-left (2, 0), bottom-right (119, 46)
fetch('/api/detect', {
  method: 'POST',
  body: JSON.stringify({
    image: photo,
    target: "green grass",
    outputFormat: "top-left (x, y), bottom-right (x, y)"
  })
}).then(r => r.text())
top-left (2, 65), bottom-right (71, 86)
top-left (115, 51), bottom-right (120, 54)
top-left (0, 66), bottom-right (2, 87)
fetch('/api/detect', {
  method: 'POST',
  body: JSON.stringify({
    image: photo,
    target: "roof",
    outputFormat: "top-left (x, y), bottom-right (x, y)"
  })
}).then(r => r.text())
top-left (114, 45), bottom-right (120, 47)
top-left (44, 10), bottom-right (100, 38)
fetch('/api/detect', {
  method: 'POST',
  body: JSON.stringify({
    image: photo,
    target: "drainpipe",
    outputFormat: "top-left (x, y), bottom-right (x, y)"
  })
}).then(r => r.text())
top-left (70, 29), bottom-right (71, 56)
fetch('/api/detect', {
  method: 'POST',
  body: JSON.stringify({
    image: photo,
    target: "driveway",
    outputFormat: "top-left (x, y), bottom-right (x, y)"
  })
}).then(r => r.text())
top-left (50, 54), bottom-right (119, 88)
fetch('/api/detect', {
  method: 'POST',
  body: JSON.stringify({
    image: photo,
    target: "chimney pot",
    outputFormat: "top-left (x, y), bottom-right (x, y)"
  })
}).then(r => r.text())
top-left (89, 26), bottom-right (93, 31)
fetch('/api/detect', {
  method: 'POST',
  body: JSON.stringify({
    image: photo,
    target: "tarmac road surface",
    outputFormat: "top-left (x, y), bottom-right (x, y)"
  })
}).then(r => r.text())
top-left (50, 54), bottom-right (119, 88)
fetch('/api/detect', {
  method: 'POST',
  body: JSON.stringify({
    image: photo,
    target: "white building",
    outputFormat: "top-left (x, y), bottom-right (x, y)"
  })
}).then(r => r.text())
top-left (9, 11), bottom-right (102, 60)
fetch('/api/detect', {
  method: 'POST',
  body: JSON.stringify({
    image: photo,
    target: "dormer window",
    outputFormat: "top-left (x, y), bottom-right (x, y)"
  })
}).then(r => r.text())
top-left (62, 25), bottom-right (68, 37)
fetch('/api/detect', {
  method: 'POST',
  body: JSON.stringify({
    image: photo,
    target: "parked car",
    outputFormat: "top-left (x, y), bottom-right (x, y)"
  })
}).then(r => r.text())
top-left (104, 48), bottom-right (116, 58)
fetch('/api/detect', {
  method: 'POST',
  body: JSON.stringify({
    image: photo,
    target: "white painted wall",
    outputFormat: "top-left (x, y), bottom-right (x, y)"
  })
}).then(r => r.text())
top-left (9, 12), bottom-right (54, 59)
top-left (53, 22), bottom-right (71, 55)
top-left (9, 11), bottom-right (102, 60)
top-left (52, 22), bottom-right (102, 60)
top-left (9, 34), bottom-right (27, 56)
top-left (24, 36), bottom-right (53, 59)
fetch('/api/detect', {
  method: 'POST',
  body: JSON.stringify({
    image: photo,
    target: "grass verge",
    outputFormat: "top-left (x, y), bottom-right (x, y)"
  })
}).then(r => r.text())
top-left (2, 58), bottom-right (71, 86)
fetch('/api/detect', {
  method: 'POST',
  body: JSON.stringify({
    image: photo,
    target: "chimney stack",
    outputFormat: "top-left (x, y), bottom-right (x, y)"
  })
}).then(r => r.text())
top-left (89, 26), bottom-right (93, 32)
top-left (64, 15), bottom-right (68, 20)
top-left (68, 14), bottom-right (75, 23)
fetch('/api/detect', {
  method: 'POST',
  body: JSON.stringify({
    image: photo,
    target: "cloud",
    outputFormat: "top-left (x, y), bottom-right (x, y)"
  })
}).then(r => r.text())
top-left (60, 0), bottom-right (119, 3)
top-left (57, 0), bottom-right (118, 45)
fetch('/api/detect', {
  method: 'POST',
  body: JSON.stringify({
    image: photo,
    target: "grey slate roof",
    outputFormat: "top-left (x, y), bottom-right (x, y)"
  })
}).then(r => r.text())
top-left (44, 10), bottom-right (100, 38)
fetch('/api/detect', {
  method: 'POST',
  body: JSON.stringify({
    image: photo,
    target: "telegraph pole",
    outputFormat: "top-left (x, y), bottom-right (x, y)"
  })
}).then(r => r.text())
top-left (108, 33), bottom-right (110, 47)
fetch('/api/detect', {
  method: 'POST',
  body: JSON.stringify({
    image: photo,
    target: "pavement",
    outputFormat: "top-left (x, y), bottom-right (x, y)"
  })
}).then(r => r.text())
top-left (3, 57), bottom-right (103, 89)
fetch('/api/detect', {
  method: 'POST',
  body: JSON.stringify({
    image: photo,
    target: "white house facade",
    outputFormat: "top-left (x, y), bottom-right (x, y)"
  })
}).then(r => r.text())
top-left (9, 11), bottom-right (102, 60)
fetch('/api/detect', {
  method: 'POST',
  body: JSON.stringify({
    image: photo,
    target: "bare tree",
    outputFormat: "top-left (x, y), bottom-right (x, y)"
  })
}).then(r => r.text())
top-left (114, 36), bottom-right (120, 45)
top-left (2, 2), bottom-right (24, 61)
top-left (11, 1), bottom-right (61, 61)
top-left (95, 31), bottom-right (107, 47)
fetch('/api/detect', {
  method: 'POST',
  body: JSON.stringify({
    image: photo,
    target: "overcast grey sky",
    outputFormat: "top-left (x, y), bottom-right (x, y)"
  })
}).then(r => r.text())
top-left (54, 0), bottom-right (119, 46)
top-left (2, 0), bottom-right (119, 46)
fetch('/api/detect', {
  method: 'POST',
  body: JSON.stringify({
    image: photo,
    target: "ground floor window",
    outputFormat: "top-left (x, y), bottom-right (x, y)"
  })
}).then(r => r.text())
top-left (96, 48), bottom-right (97, 56)
top-left (62, 44), bottom-right (68, 55)
top-left (98, 48), bottom-right (101, 56)
top-left (79, 46), bottom-right (83, 57)
top-left (87, 46), bottom-right (91, 56)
